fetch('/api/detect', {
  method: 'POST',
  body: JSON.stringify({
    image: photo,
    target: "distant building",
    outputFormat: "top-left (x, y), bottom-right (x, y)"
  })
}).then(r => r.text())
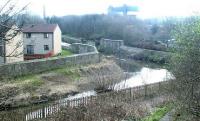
top-left (100, 39), bottom-right (124, 53)
top-left (108, 4), bottom-right (139, 16)
top-left (0, 26), bottom-right (24, 64)
top-left (23, 24), bottom-right (62, 60)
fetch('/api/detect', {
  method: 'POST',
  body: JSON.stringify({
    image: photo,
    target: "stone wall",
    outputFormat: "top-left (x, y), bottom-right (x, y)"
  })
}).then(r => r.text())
top-left (99, 39), bottom-right (124, 53)
top-left (69, 43), bottom-right (98, 54)
top-left (0, 44), bottom-right (99, 77)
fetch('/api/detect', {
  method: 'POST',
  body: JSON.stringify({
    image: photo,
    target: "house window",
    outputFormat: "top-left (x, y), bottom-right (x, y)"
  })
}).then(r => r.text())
top-left (44, 45), bottom-right (49, 51)
top-left (27, 45), bottom-right (34, 54)
top-left (44, 33), bottom-right (49, 38)
top-left (0, 39), bottom-right (4, 56)
top-left (0, 39), bottom-right (3, 45)
top-left (0, 45), bottom-right (3, 56)
top-left (26, 33), bottom-right (31, 38)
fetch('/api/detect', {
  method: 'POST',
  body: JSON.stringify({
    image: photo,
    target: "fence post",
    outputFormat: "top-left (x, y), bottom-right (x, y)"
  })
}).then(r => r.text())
top-left (170, 80), bottom-right (173, 93)
top-left (125, 89), bottom-right (126, 102)
top-left (90, 96), bottom-right (93, 104)
top-left (145, 85), bottom-right (147, 98)
top-left (159, 82), bottom-right (161, 96)
top-left (83, 97), bottom-right (85, 105)
top-left (67, 100), bottom-right (70, 107)
top-left (42, 105), bottom-right (45, 119)
top-left (130, 88), bottom-right (132, 104)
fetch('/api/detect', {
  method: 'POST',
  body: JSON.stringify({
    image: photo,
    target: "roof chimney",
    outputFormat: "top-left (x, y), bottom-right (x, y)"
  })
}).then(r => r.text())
top-left (43, 5), bottom-right (46, 22)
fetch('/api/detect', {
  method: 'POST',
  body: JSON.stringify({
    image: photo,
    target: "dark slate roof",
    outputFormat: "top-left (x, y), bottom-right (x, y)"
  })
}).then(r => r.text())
top-left (22, 24), bottom-right (58, 33)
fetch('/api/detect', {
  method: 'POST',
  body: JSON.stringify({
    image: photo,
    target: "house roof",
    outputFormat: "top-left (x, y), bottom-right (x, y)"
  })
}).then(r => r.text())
top-left (22, 24), bottom-right (58, 33)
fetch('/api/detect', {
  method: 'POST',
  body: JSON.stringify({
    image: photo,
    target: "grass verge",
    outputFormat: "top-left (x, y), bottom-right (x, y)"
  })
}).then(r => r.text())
top-left (142, 103), bottom-right (173, 121)
top-left (60, 49), bottom-right (73, 57)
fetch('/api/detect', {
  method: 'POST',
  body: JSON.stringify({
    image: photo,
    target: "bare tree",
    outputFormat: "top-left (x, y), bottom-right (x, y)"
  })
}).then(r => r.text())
top-left (0, 0), bottom-right (29, 63)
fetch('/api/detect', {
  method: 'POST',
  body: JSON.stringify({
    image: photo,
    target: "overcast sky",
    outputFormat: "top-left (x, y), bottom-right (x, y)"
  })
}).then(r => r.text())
top-left (2, 0), bottom-right (200, 19)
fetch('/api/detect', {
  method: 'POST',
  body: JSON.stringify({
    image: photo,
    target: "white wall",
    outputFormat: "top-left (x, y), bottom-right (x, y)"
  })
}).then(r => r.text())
top-left (0, 57), bottom-right (3, 64)
top-left (6, 31), bottom-right (24, 63)
top-left (53, 26), bottom-right (62, 54)
top-left (23, 33), bottom-right (53, 54)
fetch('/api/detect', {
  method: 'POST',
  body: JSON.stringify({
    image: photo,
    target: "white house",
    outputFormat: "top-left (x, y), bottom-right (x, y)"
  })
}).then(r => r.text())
top-left (22, 24), bottom-right (62, 60)
top-left (0, 26), bottom-right (24, 64)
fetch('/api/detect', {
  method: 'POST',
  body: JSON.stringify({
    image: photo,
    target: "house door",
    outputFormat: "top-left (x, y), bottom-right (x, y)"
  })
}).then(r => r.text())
top-left (27, 45), bottom-right (34, 54)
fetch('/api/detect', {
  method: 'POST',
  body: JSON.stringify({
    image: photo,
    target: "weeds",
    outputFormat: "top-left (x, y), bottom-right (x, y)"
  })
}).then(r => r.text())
top-left (12, 75), bottom-right (45, 93)
top-left (142, 103), bottom-right (173, 121)
top-left (53, 68), bottom-right (80, 80)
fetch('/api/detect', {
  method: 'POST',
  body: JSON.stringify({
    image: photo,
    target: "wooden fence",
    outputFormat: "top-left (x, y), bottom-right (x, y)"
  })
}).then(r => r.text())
top-left (0, 81), bottom-right (172, 121)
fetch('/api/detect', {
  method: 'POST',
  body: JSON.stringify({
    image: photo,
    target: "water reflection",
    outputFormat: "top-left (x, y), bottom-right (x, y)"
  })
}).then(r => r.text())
top-left (114, 67), bottom-right (173, 90)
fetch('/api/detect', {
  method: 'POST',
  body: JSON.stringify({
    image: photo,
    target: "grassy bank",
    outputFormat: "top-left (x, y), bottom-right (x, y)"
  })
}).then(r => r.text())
top-left (0, 60), bottom-right (123, 109)
top-left (60, 49), bottom-right (73, 57)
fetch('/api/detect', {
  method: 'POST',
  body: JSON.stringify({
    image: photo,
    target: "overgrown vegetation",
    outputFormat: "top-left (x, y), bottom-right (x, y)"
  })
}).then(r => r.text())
top-left (0, 60), bottom-right (123, 109)
top-left (52, 67), bottom-right (80, 80)
top-left (171, 17), bottom-right (200, 119)
top-left (118, 47), bottom-right (171, 65)
top-left (15, 75), bottom-right (44, 92)
top-left (132, 50), bottom-right (170, 64)
top-left (41, 92), bottom-right (173, 121)
top-left (142, 103), bottom-right (173, 121)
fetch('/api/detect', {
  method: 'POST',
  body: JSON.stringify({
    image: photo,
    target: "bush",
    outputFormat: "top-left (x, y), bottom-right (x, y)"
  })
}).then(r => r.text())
top-left (132, 50), bottom-right (170, 64)
top-left (171, 17), bottom-right (200, 116)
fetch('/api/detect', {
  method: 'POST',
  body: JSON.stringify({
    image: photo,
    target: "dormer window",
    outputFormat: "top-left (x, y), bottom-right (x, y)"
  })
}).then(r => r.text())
top-left (26, 33), bottom-right (31, 38)
top-left (44, 33), bottom-right (49, 38)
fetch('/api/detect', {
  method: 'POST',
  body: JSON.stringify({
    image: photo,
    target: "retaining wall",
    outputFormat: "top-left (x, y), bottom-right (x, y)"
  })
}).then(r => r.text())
top-left (0, 44), bottom-right (99, 77)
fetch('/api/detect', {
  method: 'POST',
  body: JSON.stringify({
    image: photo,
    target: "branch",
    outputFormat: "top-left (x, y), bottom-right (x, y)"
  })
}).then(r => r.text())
top-left (0, 31), bottom-right (21, 43)
top-left (3, 40), bottom-right (23, 58)
top-left (0, 0), bottom-right (12, 14)
top-left (1, 3), bottom-right (30, 23)
top-left (0, 23), bottom-right (20, 31)
top-left (0, 1), bottom-right (29, 61)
